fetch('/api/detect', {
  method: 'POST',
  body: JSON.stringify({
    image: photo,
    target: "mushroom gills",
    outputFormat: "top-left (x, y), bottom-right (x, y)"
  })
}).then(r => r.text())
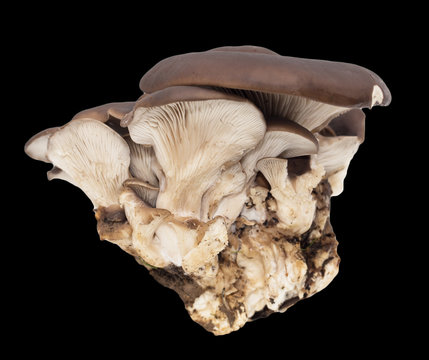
top-left (128, 98), bottom-right (266, 219)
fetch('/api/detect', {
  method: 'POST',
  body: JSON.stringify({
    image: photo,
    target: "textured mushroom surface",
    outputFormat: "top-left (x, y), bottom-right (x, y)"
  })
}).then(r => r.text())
top-left (24, 45), bottom-right (391, 335)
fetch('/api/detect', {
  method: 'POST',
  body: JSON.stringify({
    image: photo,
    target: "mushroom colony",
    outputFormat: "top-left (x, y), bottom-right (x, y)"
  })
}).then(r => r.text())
top-left (25, 46), bottom-right (391, 335)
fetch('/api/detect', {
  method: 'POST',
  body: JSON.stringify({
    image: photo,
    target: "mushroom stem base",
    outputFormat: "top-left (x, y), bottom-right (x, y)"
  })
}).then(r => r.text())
top-left (141, 180), bottom-right (339, 335)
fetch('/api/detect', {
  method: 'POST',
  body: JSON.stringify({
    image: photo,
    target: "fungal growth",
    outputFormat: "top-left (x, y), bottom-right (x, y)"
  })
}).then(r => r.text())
top-left (25, 46), bottom-right (391, 335)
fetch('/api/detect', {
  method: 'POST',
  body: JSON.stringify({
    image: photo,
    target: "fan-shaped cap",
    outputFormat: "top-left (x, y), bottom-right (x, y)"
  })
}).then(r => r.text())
top-left (127, 87), bottom-right (266, 218)
top-left (24, 127), bottom-right (59, 163)
top-left (325, 109), bottom-right (366, 143)
top-left (72, 101), bottom-right (135, 122)
top-left (47, 119), bottom-right (130, 208)
top-left (73, 101), bottom-right (135, 135)
top-left (241, 118), bottom-right (318, 180)
top-left (139, 49), bottom-right (391, 109)
top-left (121, 85), bottom-right (248, 127)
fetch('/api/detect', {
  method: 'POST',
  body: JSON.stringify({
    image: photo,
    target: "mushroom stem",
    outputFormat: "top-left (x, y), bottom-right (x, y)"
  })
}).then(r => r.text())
top-left (95, 204), bottom-right (134, 255)
top-left (256, 158), bottom-right (325, 235)
top-left (200, 163), bottom-right (247, 222)
top-left (156, 179), bottom-right (213, 219)
top-left (120, 187), bottom-right (171, 268)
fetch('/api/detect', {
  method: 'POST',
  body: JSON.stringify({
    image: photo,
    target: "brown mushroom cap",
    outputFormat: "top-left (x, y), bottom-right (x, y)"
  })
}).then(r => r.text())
top-left (325, 109), bottom-right (366, 143)
top-left (72, 101), bottom-right (135, 122)
top-left (139, 49), bottom-right (391, 109)
top-left (240, 117), bottom-right (318, 180)
top-left (73, 101), bottom-right (135, 135)
top-left (266, 116), bottom-right (319, 147)
top-left (136, 85), bottom-right (246, 108)
top-left (122, 86), bottom-right (250, 127)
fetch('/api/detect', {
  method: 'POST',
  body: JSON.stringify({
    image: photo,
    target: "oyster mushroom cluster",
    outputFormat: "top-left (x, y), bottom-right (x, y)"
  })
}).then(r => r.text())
top-left (25, 46), bottom-right (391, 335)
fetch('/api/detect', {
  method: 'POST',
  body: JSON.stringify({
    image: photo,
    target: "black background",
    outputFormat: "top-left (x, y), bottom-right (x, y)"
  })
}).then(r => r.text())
top-left (10, 4), bottom-right (418, 357)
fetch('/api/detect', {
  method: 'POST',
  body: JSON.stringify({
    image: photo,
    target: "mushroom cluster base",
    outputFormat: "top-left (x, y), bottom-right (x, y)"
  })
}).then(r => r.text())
top-left (99, 178), bottom-right (339, 335)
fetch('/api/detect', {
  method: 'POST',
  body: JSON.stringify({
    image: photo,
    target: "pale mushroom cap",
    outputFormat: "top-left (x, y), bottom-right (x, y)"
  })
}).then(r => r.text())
top-left (130, 99), bottom-right (265, 173)
top-left (46, 166), bottom-right (78, 187)
top-left (255, 157), bottom-right (289, 190)
top-left (241, 118), bottom-right (318, 180)
top-left (47, 119), bottom-right (130, 208)
top-left (315, 135), bottom-right (361, 175)
top-left (24, 127), bottom-right (59, 163)
top-left (314, 134), bottom-right (361, 196)
top-left (128, 96), bottom-right (266, 218)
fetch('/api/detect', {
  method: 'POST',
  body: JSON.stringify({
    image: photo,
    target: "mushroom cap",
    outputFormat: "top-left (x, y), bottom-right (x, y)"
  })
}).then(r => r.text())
top-left (47, 119), bottom-right (131, 208)
top-left (139, 49), bottom-right (391, 109)
top-left (325, 108), bottom-right (366, 143)
top-left (24, 127), bottom-right (59, 163)
top-left (122, 86), bottom-right (248, 127)
top-left (127, 91), bottom-right (266, 218)
top-left (72, 101), bottom-right (135, 122)
top-left (241, 118), bottom-right (318, 180)
top-left (255, 157), bottom-right (289, 190)
top-left (314, 134), bottom-right (361, 196)
top-left (73, 101), bottom-right (135, 135)
top-left (266, 117), bottom-right (319, 155)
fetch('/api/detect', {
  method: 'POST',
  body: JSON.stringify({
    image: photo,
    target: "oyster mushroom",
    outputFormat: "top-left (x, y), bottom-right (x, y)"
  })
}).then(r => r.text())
top-left (125, 85), bottom-right (266, 219)
top-left (73, 101), bottom-right (161, 206)
top-left (218, 119), bottom-right (318, 225)
top-left (124, 85), bottom-right (266, 272)
top-left (46, 119), bottom-right (130, 209)
top-left (138, 46), bottom-right (391, 132)
top-left (25, 118), bottom-right (134, 251)
top-left (241, 118), bottom-right (319, 181)
top-left (24, 45), bottom-right (391, 336)
top-left (314, 109), bottom-right (366, 196)
top-left (25, 101), bottom-right (136, 186)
